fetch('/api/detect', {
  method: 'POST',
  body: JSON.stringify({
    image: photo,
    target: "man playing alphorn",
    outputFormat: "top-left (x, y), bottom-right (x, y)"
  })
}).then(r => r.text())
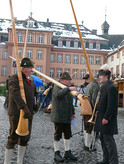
top-left (4, 58), bottom-right (38, 164)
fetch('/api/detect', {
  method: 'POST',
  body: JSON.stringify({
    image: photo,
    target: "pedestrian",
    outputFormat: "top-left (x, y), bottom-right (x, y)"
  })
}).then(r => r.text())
top-left (4, 58), bottom-right (39, 164)
top-left (80, 74), bottom-right (91, 94)
top-left (3, 75), bottom-right (11, 109)
top-left (95, 64), bottom-right (118, 164)
top-left (80, 74), bottom-right (91, 138)
top-left (51, 72), bottom-right (77, 162)
top-left (83, 76), bottom-right (100, 151)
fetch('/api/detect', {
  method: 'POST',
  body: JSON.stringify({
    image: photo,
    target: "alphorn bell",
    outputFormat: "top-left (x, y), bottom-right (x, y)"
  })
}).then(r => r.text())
top-left (88, 91), bottom-right (101, 124)
top-left (9, 0), bottom-right (29, 136)
top-left (9, 55), bottom-right (92, 116)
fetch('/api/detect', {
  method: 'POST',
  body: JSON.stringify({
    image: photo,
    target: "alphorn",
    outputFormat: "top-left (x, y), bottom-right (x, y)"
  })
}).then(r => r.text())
top-left (9, 56), bottom-right (92, 115)
top-left (71, 69), bottom-right (83, 78)
top-left (9, 0), bottom-right (29, 136)
top-left (88, 91), bottom-right (101, 124)
top-left (69, 0), bottom-right (93, 82)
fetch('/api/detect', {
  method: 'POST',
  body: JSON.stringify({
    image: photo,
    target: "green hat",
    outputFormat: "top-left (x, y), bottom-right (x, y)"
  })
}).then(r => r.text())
top-left (20, 58), bottom-right (34, 68)
top-left (60, 72), bottom-right (72, 80)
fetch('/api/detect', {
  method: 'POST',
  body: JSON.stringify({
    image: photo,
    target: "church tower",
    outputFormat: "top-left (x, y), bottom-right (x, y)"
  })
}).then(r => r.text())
top-left (101, 8), bottom-right (110, 35)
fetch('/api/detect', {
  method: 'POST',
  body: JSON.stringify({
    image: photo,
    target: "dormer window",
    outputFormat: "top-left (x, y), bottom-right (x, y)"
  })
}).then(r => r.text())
top-left (29, 21), bottom-right (34, 28)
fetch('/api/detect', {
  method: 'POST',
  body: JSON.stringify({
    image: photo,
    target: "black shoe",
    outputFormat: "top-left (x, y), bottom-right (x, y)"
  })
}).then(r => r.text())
top-left (64, 150), bottom-right (77, 161)
top-left (84, 145), bottom-right (97, 152)
top-left (83, 146), bottom-right (90, 151)
top-left (96, 161), bottom-right (109, 164)
top-left (54, 151), bottom-right (64, 162)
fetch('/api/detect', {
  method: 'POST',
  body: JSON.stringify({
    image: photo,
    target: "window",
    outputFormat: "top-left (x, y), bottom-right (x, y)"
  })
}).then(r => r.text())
top-left (65, 69), bottom-right (70, 73)
top-left (28, 33), bottom-right (33, 43)
top-left (73, 69), bottom-right (78, 79)
top-left (2, 66), bottom-right (7, 76)
top-left (65, 55), bottom-right (71, 63)
top-left (66, 41), bottom-right (70, 48)
top-left (89, 56), bottom-right (93, 64)
top-left (74, 42), bottom-right (78, 48)
top-left (117, 52), bottom-right (120, 58)
top-left (57, 69), bottom-right (62, 78)
top-left (95, 70), bottom-right (99, 75)
top-left (2, 52), bottom-right (8, 60)
top-left (96, 43), bottom-right (100, 49)
top-left (111, 56), bottom-right (114, 62)
top-left (38, 34), bottom-right (43, 44)
top-left (81, 56), bottom-right (86, 64)
top-left (57, 54), bottom-right (62, 63)
top-left (37, 66), bottom-right (42, 72)
top-left (29, 21), bottom-right (34, 28)
top-left (17, 32), bottom-right (22, 43)
top-left (73, 55), bottom-right (78, 64)
top-left (89, 42), bottom-right (93, 49)
top-left (81, 70), bottom-right (86, 79)
top-left (111, 68), bottom-right (113, 75)
top-left (122, 64), bottom-right (124, 75)
top-left (122, 50), bottom-right (124, 56)
top-left (50, 68), bottom-right (54, 78)
top-left (51, 54), bottom-right (55, 62)
top-left (116, 65), bottom-right (119, 75)
top-left (18, 49), bottom-right (22, 58)
top-left (96, 56), bottom-right (100, 65)
top-left (58, 40), bottom-right (62, 47)
top-left (37, 51), bottom-right (43, 59)
top-left (27, 50), bottom-right (32, 58)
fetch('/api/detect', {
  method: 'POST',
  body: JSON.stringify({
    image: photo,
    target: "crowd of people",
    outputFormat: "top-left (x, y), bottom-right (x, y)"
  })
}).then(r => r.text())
top-left (3, 57), bottom-right (119, 164)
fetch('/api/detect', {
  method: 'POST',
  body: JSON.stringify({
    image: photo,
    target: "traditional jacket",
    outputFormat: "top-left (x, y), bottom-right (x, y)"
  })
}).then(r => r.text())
top-left (51, 86), bottom-right (75, 123)
top-left (85, 79), bottom-right (100, 109)
top-left (8, 72), bottom-right (37, 116)
top-left (95, 80), bottom-right (118, 135)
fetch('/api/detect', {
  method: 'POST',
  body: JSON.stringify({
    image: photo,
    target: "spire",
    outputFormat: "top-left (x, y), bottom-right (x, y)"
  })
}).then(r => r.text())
top-left (30, 0), bottom-right (33, 18)
top-left (101, 7), bottom-right (110, 35)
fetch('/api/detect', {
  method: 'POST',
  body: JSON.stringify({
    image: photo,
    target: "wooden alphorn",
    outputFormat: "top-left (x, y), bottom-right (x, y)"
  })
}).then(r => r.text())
top-left (9, 56), bottom-right (92, 115)
top-left (32, 69), bottom-right (92, 115)
top-left (70, 0), bottom-right (93, 82)
top-left (9, 0), bottom-right (29, 136)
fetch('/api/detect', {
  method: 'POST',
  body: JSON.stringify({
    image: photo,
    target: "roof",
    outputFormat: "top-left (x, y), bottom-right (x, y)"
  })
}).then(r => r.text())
top-left (0, 18), bottom-right (107, 42)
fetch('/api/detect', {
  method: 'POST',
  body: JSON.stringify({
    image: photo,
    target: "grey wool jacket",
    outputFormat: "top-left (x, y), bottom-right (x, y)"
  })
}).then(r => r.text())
top-left (51, 85), bottom-right (75, 123)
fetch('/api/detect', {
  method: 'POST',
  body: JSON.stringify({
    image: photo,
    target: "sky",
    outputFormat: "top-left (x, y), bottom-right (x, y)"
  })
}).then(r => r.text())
top-left (0, 0), bottom-right (124, 35)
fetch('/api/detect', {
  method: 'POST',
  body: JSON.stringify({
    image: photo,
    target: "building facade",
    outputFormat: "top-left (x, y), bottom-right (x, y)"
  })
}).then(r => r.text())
top-left (0, 17), bottom-right (111, 86)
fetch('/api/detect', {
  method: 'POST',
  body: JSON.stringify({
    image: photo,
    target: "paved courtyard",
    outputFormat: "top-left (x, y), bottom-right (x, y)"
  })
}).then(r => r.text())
top-left (0, 96), bottom-right (124, 164)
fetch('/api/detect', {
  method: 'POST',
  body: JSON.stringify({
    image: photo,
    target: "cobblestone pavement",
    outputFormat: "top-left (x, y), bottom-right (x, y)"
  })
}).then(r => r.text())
top-left (0, 96), bottom-right (124, 164)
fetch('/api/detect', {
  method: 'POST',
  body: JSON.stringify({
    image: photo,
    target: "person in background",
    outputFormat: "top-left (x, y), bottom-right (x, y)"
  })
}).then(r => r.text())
top-left (83, 76), bottom-right (100, 151)
top-left (4, 76), bottom-right (11, 109)
top-left (51, 72), bottom-right (77, 162)
top-left (95, 64), bottom-right (118, 164)
top-left (80, 74), bottom-right (91, 138)
top-left (80, 74), bottom-right (91, 94)
top-left (4, 58), bottom-right (39, 164)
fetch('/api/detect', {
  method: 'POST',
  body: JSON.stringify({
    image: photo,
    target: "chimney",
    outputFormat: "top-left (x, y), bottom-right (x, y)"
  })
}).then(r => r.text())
top-left (92, 29), bottom-right (97, 35)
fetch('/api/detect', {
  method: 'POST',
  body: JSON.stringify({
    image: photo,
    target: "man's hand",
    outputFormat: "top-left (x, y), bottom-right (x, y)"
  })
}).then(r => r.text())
top-left (102, 118), bottom-right (108, 125)
top-left (22, 106), bottom-right (31, 119)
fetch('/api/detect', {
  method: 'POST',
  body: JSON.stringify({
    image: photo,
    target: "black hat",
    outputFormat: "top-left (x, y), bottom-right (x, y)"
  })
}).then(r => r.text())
top-left (20, 58), bottom-right (34, 68)
top-left (60, 72), bottom-right (72, 80)
top-left (83, 74), bottom-right (90, 79)
top-left (98, 64), bottom-right (111, 76)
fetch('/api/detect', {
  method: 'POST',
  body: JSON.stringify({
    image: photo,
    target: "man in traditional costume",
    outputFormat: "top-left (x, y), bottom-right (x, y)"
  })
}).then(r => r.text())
top-left (4, 58), bottom-right (38, 164)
